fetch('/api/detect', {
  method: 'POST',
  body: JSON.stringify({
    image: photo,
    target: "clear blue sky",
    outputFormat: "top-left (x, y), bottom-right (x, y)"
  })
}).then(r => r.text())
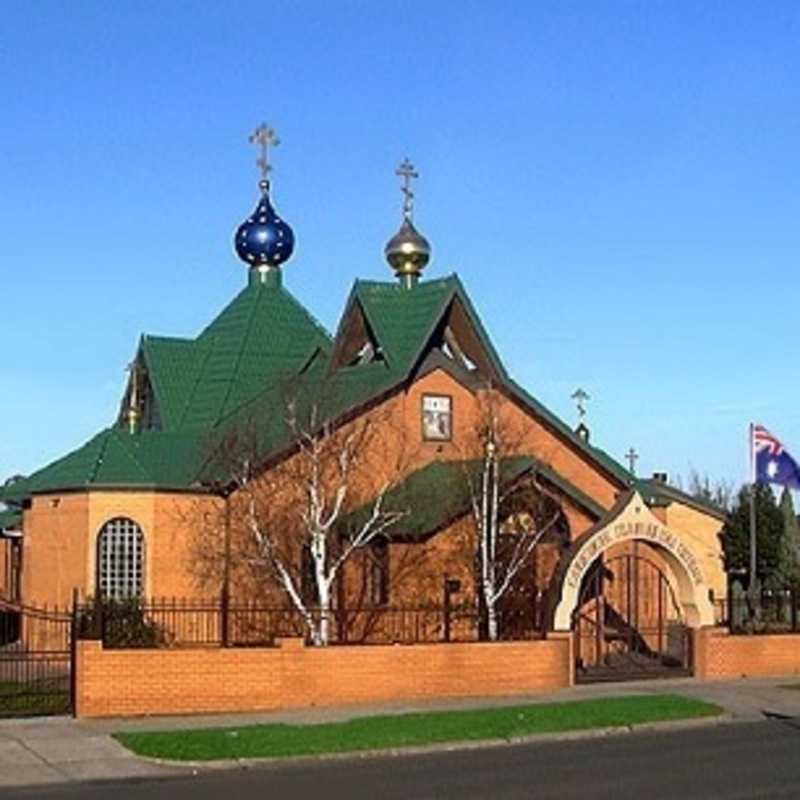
top-left (2, 1), bottom-right (799, 490)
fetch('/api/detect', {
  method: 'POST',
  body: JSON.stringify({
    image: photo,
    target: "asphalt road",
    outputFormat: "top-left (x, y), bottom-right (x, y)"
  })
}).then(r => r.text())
top-left (3, 719), bottom-right (800, 800)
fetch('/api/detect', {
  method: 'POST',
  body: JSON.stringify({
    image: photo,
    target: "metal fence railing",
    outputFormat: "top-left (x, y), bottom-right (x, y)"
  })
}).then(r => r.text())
top-left (75, 597), bottom-right (546, 649)
top-left (714, 588), bottom-right (800, 634)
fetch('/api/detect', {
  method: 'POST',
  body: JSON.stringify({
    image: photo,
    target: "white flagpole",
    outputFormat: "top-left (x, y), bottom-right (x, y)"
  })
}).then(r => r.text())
top-left (749, 423), bottom-right (758, 605)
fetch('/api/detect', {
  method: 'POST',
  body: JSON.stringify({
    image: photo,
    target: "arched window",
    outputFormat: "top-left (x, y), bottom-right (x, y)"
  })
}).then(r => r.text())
top-left (96, 517), bottom-right (145, 599)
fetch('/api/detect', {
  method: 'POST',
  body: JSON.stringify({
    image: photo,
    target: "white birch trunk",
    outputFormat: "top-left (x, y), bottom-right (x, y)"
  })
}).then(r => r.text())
top-left (479, 441), bottom-right (501, 641)
top-left (311, 531), bottom-right (330, 646)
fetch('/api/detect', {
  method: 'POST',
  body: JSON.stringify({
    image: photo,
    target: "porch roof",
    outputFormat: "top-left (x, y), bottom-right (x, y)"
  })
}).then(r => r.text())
top-left (340, 456), bottom-right (607, 543)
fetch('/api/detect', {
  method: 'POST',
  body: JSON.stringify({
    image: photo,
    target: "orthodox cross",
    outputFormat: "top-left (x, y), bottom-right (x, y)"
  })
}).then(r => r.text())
top-left (249, 124), bottom-right (280, 184)
top-left (571, 388), bottom-right (590, 422)
top-left (395, 157), bottom-right (418, 220)
top-left (625, 447), bottom-right (639, 475)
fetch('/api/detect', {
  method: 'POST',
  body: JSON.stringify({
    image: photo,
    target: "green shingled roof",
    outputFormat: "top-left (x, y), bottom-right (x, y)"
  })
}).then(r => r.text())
top-left (3, 272), bottom-right (632, 505)
top-left (350, 275), bottom-right (506, 379)
top-left (341, 456), bottom-right (605, 542)
top-left (141, 281), bottom-right (332, 434)
top-left (1, 429), bottom-right (207, 501)
top-left (505, 379), bottom-right (632, 486)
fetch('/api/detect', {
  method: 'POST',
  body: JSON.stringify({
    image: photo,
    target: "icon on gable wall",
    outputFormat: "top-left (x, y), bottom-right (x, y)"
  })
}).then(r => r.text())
top-left (422, 395), bottom-right (452, 441)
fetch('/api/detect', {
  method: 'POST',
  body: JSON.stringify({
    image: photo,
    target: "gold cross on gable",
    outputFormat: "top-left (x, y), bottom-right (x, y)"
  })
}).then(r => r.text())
top-left (395, 157), bottom-right (419, 219)
top-left (249, 123), bottom-right (280, 182)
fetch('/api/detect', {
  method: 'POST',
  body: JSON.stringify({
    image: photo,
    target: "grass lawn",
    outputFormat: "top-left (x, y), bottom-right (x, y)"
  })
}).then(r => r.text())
top-left (0, 680), bottom-right (69, 717)
top-left (114, 694), bottom-right (723, 762)
top-left (778, 684), bottom-right (800, 690)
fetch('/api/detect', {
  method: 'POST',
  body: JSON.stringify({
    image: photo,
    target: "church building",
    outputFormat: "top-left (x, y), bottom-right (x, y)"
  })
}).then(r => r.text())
top-left (0, 127), bottom-right (727, 680)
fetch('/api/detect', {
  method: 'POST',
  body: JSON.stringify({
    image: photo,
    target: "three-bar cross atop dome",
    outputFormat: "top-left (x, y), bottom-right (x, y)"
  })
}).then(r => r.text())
top-left (234, 124), bottom-right (295, 284)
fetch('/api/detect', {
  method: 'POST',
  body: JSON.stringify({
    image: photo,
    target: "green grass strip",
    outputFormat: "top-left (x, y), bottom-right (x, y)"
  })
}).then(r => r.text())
top-left (114, 694), bottom-right (722, 762)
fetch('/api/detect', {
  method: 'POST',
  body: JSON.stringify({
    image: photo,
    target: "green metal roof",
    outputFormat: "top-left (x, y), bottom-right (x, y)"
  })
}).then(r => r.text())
top-left (183, 282), bottom-right (331, 430)
top-left (0, 429), bottom-right (207, 501)
top-left (340, 455), bottom-right (605, 542)
top-left (2, 273), bottom-right (632, 505)
top-left (504, 378), bottom-right (632, 486)
top-left (636, 478), bottom-right (727, 521)
top-left (349, 275), bottom-right (507, 380)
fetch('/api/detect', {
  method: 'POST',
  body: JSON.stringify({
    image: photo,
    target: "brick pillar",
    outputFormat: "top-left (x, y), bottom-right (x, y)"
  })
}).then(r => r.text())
top-left (546, 631), bottom-right (574, 688)
top-left (73, 640), bottom-right (102, 718)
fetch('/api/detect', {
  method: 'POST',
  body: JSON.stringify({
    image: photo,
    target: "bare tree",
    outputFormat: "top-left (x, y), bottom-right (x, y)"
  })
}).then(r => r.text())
top-left (674, 468), bottom-right (736, 512)
top-left (195, 385), bottom-right (411, 646)
top-left (464, 389), bottom-right (563, 641)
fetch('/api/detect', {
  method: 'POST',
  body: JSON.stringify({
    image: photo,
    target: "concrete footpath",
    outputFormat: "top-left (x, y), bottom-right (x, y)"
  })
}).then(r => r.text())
top-left (3, 676), bottom-right (800, 789)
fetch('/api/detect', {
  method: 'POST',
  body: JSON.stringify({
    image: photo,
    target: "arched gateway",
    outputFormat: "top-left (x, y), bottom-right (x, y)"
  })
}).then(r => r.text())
top-left (550, 491), bottom-right (715, 682)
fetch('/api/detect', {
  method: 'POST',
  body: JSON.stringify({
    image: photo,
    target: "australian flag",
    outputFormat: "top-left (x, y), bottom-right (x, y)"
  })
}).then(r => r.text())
top-left (753, 425), bottom-right (800, 490)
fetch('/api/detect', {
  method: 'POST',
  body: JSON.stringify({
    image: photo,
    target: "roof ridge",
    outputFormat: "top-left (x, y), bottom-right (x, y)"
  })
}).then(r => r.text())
top-left (173, 337), bottom-right (213, 430)
top-left (354, 294), bottom-right (398, 369)
top-left (140, 336), bottom-right (174, 431)
top-left (85, 429), bottom-right (113, 485)
top-left (143, 334), bottom-right (193, 345)
top-left (355, 274), bottom-right (458, 290)
top-left (504, 377), bottom-right (631, 486)
top-left (638, 478), bottom-right (727, 520)
top-left (278, 284), bottom-right (333, 344)
top-left (214, 285), bottom-right (264, 426)
top-left (107, 430), bottom-right (156, 483)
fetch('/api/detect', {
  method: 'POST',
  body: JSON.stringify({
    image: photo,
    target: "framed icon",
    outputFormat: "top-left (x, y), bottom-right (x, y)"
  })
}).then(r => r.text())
top-left (422, 394), bottom-right (452, 441)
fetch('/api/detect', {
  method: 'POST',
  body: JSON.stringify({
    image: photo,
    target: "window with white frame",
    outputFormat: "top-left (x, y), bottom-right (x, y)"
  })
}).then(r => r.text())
top-left (96, 517), bottom-right (145, 599)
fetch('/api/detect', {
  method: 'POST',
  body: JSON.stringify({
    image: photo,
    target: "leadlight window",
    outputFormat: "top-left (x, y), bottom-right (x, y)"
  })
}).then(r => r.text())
top-left (96, 517), bottom-right (145, 599)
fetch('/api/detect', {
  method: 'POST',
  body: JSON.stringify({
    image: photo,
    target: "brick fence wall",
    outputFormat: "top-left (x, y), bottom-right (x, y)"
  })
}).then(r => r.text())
top-left (694, 627), bottom-right (800, 680)
top-left (75, 634), bottom-right (573, 718)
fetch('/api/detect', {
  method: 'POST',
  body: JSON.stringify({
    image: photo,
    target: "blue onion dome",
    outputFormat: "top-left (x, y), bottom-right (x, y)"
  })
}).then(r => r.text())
top-left (234, 179), bottom-right (295, 270)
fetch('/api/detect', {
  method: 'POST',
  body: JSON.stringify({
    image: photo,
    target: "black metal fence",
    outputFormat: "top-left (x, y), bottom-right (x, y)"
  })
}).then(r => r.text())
top-left (715, 588), bottom-right (800, 634)
top-left (0, 601), bottom-right (73, 717)
top-left (75, 597), bottom-right (545, 649)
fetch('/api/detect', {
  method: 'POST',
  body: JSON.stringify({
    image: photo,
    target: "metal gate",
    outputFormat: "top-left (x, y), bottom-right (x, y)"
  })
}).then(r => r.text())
top-left (0, 600), bottom-right (73, 717)
top-left (573, 554), bottom-right (692, 683)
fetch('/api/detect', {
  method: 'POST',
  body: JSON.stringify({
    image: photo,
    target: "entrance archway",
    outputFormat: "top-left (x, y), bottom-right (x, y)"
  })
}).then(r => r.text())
top-left (549, 490), bottom-right (715, 681)
top-left (573, 553), bottom-right (691, 681)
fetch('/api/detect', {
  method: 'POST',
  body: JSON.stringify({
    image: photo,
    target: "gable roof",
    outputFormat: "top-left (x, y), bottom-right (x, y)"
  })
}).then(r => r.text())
top-left (3, 272), bottom-right (631, 504)
top-left (348, 275), bottom-right (507, 380)
top-left (138, 282), bottom-right (332, 434)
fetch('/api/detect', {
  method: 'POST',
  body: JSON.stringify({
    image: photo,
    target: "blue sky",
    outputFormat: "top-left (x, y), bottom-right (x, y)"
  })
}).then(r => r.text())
top-left (1, 1), bottom-right (799, 491)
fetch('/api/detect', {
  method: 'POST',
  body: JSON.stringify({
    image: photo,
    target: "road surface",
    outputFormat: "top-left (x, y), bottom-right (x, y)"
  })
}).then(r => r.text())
top-left (3, 718), bottom-right (800, 799)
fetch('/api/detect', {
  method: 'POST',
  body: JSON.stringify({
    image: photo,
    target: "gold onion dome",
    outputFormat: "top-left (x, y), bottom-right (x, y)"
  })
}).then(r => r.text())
top-left (385, 157), bottom-right (431, 285)
top-left (385, 217), bottom-right (431, 277)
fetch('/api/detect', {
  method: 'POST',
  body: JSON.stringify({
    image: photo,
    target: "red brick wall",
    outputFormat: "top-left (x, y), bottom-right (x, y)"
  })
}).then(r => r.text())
top-left (694, 627), bottom-right (800, 679)
top-left (75, 635), bottom-right (572, 718)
